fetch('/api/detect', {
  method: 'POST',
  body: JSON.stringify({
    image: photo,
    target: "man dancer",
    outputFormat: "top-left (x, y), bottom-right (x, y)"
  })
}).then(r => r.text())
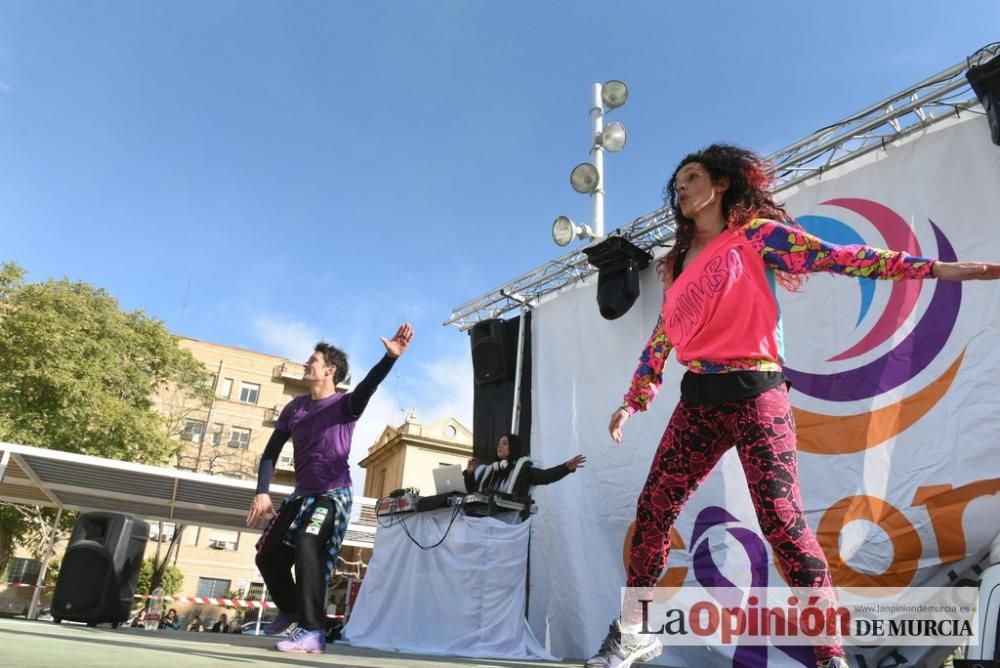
top-left (247, 323), bottom-right (414, 654)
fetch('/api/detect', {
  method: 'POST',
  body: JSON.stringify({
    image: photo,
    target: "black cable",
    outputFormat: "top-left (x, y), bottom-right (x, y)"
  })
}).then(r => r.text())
top-left (397, 497), bottom-right (466, 550)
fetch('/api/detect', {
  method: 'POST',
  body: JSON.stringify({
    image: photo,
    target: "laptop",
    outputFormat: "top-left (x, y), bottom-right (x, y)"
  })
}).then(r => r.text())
top-left (432, 464), bottom-right (467, 495)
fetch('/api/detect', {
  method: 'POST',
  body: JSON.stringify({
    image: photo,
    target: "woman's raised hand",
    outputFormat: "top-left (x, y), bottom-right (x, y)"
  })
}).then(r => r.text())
top-left (609, 408), bottom-right (630, 444)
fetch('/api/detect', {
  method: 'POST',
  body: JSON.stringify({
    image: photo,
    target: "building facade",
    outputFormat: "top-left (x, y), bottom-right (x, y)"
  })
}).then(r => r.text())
top-left (359, 412), bottom-right (473, 498)
top-left (156, 336), bottom-right (322, 486)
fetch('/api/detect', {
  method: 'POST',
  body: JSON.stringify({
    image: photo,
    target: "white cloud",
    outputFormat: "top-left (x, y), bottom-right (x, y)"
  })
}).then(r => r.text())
top-left (250, 314), bottom-right (322, 361)
top-left (413, 353), bottom-right (474, 428)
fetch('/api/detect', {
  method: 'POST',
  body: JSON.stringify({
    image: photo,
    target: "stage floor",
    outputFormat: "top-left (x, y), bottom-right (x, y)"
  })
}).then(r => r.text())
top-left (0, 617), bottom-right (585, 668)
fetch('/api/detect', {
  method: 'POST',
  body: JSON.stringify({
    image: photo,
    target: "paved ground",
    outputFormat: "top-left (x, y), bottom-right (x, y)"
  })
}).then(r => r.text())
top-left (0, 618), bottom-right (585, 668)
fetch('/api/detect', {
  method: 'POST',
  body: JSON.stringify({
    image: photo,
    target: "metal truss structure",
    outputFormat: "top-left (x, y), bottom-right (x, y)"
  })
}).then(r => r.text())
top-left (445, 46), bottom-right (994, 330)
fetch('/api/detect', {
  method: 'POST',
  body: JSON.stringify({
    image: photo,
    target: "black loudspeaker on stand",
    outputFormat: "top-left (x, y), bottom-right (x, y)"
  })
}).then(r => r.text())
top-left (470, 318), bottom-right (516, 386)
top-left (52, 512), bottom-right (148, 627)
top-left (470, 314), bottom-right (533, 460)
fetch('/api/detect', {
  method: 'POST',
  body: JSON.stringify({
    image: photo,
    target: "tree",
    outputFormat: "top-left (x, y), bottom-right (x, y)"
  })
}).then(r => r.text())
top-left (136, 557), bottom-right (184, 596)
top-left (0, 503), bottom-right (75, 574)
top-left (43, 557), bottom-right (60, 587)
top-left (0, 261), bottom-right (213, 571)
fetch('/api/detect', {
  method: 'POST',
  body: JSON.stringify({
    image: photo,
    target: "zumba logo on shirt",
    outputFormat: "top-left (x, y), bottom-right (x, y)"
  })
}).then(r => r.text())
top-left (667, 247), bottom-right (746, 340)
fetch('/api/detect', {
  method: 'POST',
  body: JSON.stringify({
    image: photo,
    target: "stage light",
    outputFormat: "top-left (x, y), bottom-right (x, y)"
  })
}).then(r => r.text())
top-left (599, 122), bottom-right (627, 152)
top-left (570, 162), bottom-right (600, 194)
top-left (967, 46), bottom-right (1000, 146)
top-left (601, 80), bottom-right (629, 110)
top-left (582, 236), bottom-right (652, 320)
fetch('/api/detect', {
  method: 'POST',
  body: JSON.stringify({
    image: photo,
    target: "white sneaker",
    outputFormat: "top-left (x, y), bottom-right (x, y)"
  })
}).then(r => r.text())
top-left (584, 619), bottom-right (663, 668)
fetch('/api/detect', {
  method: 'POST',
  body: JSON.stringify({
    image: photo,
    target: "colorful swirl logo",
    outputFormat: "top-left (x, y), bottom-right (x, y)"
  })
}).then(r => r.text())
top-left (783, 198), bottom-right (964, 455)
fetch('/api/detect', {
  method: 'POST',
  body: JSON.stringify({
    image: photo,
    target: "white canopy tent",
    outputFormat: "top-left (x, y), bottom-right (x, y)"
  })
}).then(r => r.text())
top-left (0, 441), bottom-right (376, 617)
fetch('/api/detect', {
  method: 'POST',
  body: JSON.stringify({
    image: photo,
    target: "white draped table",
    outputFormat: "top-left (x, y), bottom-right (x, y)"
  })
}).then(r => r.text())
top-left (342, 508), bottom-right (554, 660)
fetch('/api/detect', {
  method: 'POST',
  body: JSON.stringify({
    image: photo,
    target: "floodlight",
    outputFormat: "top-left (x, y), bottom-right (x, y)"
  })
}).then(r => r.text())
top-left (599, 122), bottom-right (627, 152)
top-left (601, 80), bottom-right (629, 109)
top-left (570, 162), bottom-right (600, 194)
top-left (552, 216), bottom-right (593, 246)
top-left (552, 216), bottom-right (575, 246)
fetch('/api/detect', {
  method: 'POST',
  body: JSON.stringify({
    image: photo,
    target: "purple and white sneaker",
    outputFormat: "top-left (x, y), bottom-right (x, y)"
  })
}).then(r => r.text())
top-left (262, 610), bottom-right (298, 636)
top-left (275, 627), bottom-right (325, 654)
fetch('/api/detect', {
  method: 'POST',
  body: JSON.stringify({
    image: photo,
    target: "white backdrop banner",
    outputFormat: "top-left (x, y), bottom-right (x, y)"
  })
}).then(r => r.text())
top-left (527, 114), bottom-right (1000, 667)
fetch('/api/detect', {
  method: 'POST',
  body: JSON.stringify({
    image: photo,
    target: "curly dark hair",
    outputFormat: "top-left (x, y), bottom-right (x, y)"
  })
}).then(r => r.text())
top-left (659, 144), bottom-right (804, 291)
top-left (314, 341), bottom-right (349, 385)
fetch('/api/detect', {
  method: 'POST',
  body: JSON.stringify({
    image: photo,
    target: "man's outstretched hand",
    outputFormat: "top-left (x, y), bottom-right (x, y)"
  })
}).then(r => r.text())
top-left (381, 323), bottom-right (414, 358)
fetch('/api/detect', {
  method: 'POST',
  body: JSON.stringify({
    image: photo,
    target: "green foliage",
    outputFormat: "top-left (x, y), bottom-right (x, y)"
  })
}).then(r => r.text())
top-left (43, 558), bottom-right (60, 587)
top-left (0, 261), bottom-right (211, 462)
top-left (0, 506), bottom-right (27, 572)
top-left (136, 558), bottom-right (183, 596)
top-left (0, 261), bottom-right (212, 571)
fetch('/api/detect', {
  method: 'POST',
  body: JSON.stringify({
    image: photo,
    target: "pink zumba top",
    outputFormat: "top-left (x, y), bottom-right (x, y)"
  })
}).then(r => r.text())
top-left (622, 218), bottom-right (935, 414)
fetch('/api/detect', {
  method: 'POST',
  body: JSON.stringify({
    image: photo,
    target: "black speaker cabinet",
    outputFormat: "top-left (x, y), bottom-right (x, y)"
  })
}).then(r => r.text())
top-left (470, 318), bottom-right (515, 386)
top-left (52, 512), bottom-right (148, 627)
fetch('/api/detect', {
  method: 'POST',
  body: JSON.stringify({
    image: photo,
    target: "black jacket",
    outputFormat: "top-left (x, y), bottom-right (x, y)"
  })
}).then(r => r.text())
top-left (463, 458), bottom-right (572, 499)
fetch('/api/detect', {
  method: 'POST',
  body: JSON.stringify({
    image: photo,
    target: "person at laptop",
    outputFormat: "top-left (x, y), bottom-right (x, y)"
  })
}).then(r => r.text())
top-left (463, 433), bottom-right (585, 498)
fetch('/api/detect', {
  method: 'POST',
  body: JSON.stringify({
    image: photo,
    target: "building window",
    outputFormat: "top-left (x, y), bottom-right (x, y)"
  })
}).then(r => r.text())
top-left (148, 523), bottom-right (176, 542)
top-left (377, 468), bottom-right (387, 497)
top-left (277, 453), bottom-right (294, 470)
top-left (6, 557), bottom-right (41, 585)
top-left (228, 427), bottom-right (251, 449)
top-left (180, 420), bottom-right (206, 443)
top-left (219, 377), bottom-right (233, 400)
top-left (238, 382), bottom-right (260, 405)
top-left (196, 577), bottom-right (231, 598)
top-left (246, 582), bottom-right (272, 601)
top-left (210, 423), bottom-right (224, 447)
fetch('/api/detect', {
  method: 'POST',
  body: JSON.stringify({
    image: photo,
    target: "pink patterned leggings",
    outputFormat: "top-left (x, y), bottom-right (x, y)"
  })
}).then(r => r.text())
top-left (626, 385), bottom-right (844, 662)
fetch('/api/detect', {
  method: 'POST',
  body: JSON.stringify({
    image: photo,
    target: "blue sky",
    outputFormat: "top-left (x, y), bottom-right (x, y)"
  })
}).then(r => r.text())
top-left (1, 2), bottom-right (997, 463)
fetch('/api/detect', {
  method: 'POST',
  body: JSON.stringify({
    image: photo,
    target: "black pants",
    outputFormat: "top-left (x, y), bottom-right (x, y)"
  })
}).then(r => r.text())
top-left (255, 497), bottom-right (337, 631)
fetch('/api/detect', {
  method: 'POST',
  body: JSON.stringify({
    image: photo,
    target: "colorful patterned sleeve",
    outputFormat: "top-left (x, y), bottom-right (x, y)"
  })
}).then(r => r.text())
top-left (744, 218), bottom-right (935, 279)
top-left (622, 312), bottom-right (673, 414)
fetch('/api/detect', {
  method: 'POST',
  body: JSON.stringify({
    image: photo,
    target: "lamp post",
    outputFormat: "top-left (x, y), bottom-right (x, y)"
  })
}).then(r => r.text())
top-left (552, 80), bottom-right (650, 319)
top-left (589, 83), bottom-right (606, 238)
top-left (553, 80), bottom-right (629, 247)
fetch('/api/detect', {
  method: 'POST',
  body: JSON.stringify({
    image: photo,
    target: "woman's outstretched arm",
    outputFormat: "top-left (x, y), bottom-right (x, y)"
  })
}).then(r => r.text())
top-left (745, 218), bottom-right (934, 279)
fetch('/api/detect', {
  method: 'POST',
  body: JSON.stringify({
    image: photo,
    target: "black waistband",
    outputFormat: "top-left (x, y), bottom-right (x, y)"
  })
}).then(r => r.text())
top-left (679, 370), bottom-right (787, 405)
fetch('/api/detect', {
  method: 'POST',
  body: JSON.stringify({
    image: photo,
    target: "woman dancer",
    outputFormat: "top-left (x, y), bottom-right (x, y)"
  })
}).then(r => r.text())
top-left (584, 144), bottom-right (1000, 668)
